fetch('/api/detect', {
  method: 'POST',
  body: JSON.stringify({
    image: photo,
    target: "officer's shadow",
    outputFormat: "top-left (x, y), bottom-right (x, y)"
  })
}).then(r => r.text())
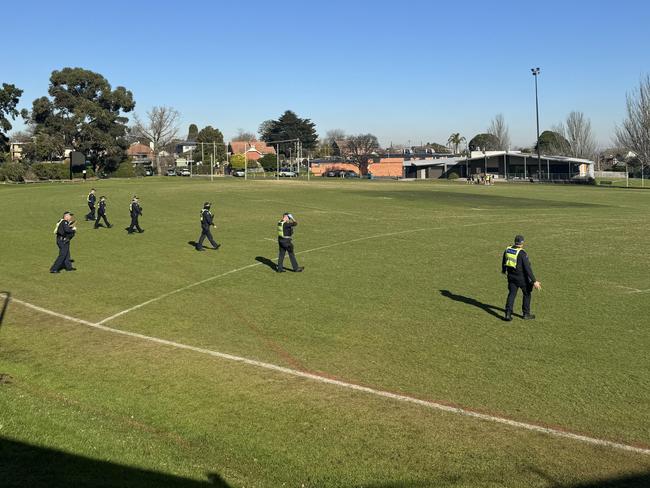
top-left (255, 256), bottom-right (277, 271)
top-left (439, 290), bottom-right (519, 320)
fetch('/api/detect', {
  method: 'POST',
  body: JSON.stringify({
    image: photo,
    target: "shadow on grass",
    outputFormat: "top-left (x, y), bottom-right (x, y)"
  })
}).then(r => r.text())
top-left (0, 437), bottom-right (230, 487)
top-left (255, 256), bottom-right (277, 271)
top-left (0, 291), bottom-right (10, 330)
top-left (439, 289), bottom-right (516, 320)
top-left (531, 466), bottom-right (650, 488)
top-left (553, 473), bottom-right (650, 487)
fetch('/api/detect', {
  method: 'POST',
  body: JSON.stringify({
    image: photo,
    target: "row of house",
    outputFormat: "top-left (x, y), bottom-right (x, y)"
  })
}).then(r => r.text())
top-left (126, 140), bottom-right (277, 166)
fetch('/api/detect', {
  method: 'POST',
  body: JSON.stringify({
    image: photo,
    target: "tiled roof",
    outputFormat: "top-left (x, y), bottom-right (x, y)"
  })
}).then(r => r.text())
top-left (230, 140), bottom-right (276, 155)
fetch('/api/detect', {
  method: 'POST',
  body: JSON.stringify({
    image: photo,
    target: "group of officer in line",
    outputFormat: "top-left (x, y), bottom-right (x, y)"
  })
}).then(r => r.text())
top-left (52, 190), bottom-right (541, 320)
top-left (51, 191), bottom-right (304, 273)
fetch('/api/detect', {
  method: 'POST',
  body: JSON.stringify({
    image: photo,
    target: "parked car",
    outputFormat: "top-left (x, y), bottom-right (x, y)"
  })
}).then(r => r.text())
top-left (278, 170), bottom-right (298, 178)
top-left (324, 170), bottom-right (341, 177)
top-left (166, 168), bottom-right (176, 176)
top-left (232, 170), bottom-right (245, 177)
top-left (179, 168), bottom-right (191, 177)
top-left (144, 168), bottom-right (154, 176)
top-left (343, 171), bottom-right (359, 178)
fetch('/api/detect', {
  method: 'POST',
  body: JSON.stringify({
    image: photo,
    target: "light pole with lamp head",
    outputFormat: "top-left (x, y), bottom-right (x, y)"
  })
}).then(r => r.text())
top-left (531, 67), bottom-right (541, 180)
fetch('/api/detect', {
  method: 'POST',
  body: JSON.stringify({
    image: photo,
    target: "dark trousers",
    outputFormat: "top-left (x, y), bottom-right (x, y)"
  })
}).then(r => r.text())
top-left (128, 215), bottom-right (142, 233)
top-left (278, 239), bottom-right (299, 271)
top-left (95, 212), bottom-right (111, 228)
top-left (197, 227), bottom-right (218, 249)
top-left (86, 203), bottom-right (95, 220)
top-left (50, 239), bottom-right (72, 272)
top-left (506, 280), bottom-right (533, 316)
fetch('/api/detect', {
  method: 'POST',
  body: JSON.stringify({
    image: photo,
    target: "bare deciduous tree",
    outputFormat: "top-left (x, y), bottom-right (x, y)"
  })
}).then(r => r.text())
top-left (616, 75), bottom-right (650, 179)
top-left (132, 106), bottom-right (180, 173)
top-left (565, 111), bottom-right (597, 159)
top-left (232, 129), bottom-right (256, 141)
top-left (346, 133), bottom-right (379, 174)
top-left (325, 129), bottom-right (346, 144)
top-left (487, 114), bottom-right (510, 150)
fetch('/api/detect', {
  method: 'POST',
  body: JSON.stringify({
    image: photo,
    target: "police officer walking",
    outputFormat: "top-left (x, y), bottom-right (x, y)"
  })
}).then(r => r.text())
top-left (196, 202), bottom-right (220, 251)
top-left (277, 212), bottom-right (303, 273)
top-left (50, 211), bottom-right (77, 273)
top-left (127, 196), bottom-right (144, 234)
top-left (94, 196), bottom-right (112, 229)
top-left (85, 189), bottom-right (96, 221)
top-left (501, 235), bottom-right (541, 321)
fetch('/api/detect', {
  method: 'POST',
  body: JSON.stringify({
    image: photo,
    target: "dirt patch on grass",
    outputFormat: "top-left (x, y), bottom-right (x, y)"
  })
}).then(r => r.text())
top-left (0, 373), bottom-right (14, 384)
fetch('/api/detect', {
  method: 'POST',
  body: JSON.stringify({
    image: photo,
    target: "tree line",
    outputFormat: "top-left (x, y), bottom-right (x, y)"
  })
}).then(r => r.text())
top-left (2, 68), bottom-right (650, 178)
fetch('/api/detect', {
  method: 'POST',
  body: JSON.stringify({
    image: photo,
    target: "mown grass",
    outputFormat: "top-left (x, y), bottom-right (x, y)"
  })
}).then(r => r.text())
top-left (1, 177), bottom-right (649, 487)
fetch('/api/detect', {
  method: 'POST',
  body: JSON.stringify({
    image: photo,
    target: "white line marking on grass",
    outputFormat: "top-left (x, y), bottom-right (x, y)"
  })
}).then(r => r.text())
top-left (10, 296), bottom-right (650, 457)
top-left (98, 227), bottom-right (430, 325)
top-left (627, 289), bottom-right (650, 294)
top-left (99, 219), bottom-right (556, 325)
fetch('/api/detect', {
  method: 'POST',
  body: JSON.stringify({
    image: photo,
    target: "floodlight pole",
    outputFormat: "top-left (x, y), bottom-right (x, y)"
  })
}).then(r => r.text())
top-left (276, 144), bottom-right (280, 181)
top-left (531, 67), bottom-right (542, 181)
top-left (212, 142), bottom-right (216, 182)
top-left (201, 143), bottom-right (205, 178)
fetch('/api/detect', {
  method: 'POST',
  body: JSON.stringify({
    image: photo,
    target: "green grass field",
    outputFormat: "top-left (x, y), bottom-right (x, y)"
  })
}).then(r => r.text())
top-left (596, 177), bottom-right (649, 188)
top-left (1, 177), bottom-right (649, 487)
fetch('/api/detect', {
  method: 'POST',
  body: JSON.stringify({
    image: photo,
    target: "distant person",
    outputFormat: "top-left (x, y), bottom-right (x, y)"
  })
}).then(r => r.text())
top-left (127, 196), bottom-right (144, 234)
top-left (50, 211), bottom-right (77, 273)
top-left (196, 202), bottom-right (220, 251)
top-left (85, 189), bottom-right (96, 221)
top-left (82, 169), bottom-right (87, 181)
top-left (94, 196), bottom-right (112, 229)
top-left (277, 212), bottom-right (303, 273)
top-left (501, 235), bottom-right (541, 321)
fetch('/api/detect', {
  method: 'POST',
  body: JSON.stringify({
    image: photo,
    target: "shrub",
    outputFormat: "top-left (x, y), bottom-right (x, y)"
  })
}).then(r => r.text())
top-left (0, 162), bottom-right (26, 182)
top-left (134, 165), bottom-right (146, 177)
top-left (112, 163), bottom-right (135, 178)
top-left (447, 171), bottom-right (459, 179)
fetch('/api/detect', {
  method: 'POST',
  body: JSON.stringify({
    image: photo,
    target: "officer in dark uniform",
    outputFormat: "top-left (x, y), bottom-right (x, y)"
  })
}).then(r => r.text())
top-left (50, 211), bottom-right (77, 273)
top-left (85, 189), bottom-right (96, 221)
top-left (127, 196), bottom-right (144, 234)
top-left (501, 235), bottom-right (541, 321)
top-left (196, 202), bottom-right (220, 251)
top-left (277, 212), bottom-right (303, 273)
top-left (94, 196), bottom-right (112, 229)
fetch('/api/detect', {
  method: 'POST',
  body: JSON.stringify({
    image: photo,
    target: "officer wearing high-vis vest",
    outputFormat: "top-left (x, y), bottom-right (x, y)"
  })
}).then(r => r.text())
top-left (85, 189), bottom-right (96, 221)
top-left (127, 196), bottom-right (144, 234)
top-left (94, 196), bottom-right (112, 229)
top-left (50, 211), bottom-right (77, 273)
top-left (277, 212), bottom-right (303, 273)
top-left (196, 202), bottom-right (220, 251)
top-left (501, 235), bottom-right (541, 321)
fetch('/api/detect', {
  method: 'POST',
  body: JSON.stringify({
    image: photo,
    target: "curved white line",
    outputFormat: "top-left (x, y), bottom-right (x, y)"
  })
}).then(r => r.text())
top-left (97, 227), bottom-right (430, 325)
top-left (9, 296), bottom-right (650, 456)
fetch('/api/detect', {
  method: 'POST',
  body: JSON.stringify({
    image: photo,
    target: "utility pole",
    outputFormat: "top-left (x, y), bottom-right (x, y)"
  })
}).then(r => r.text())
top-left (531, 67), bottom-right (542, 180)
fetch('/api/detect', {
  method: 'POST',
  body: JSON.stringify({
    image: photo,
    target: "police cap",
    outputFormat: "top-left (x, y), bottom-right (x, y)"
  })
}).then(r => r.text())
top-left (514, 235), bottom-right (525, 245)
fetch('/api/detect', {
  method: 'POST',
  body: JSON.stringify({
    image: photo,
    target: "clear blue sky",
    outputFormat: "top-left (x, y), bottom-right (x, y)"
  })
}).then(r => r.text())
top-left (5, 0), bottom-right (650, 148)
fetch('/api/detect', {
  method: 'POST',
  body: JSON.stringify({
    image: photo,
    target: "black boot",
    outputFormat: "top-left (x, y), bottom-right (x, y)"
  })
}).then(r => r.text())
top-left (504, 311), bottom-right (513, 322)
top-left (522, 314), bottom-right (536, 320)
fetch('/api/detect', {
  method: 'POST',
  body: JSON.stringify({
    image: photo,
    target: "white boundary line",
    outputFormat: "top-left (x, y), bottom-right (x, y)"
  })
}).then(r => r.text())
top-left (97, 227), bottom-right (430, 325)
top-left (9, 296), bottom-right (650, 456)
top-left (99, 220), bottom-right (554, 325)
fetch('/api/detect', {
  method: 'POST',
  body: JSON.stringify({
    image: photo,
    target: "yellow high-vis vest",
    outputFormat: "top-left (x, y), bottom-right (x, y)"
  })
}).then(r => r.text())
top-left (278, 221), bottom-right (289, 238)
top-left (505, 246), bottom-right (522, 268)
